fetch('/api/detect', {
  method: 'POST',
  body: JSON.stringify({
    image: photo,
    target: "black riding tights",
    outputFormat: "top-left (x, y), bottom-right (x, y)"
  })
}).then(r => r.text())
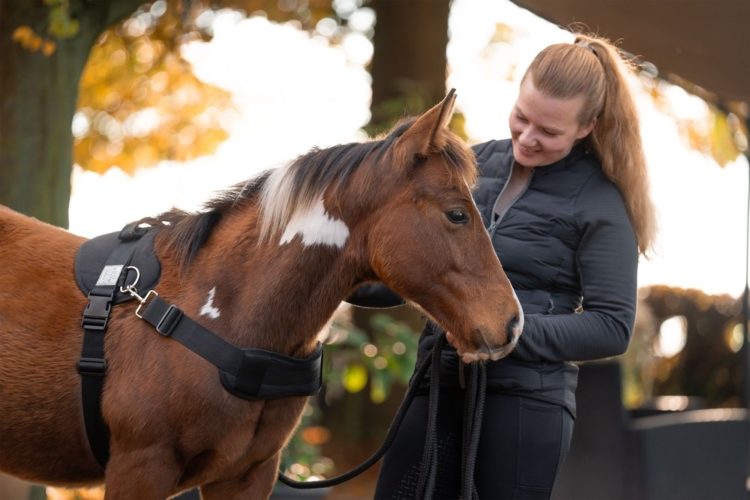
top-left (374, 391), bottom-right (574, 500)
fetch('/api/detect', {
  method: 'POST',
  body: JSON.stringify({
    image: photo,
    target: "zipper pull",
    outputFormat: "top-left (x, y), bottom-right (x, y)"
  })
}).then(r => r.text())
top-left (487, 219), bottom-right (499, 234)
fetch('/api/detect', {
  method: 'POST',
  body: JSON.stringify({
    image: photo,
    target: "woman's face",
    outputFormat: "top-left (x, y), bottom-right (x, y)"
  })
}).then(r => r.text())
top-left (509, 77), bottom-right (596, 168)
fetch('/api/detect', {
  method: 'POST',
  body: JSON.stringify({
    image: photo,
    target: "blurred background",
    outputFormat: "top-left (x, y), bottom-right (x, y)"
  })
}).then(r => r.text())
top-left (1, 0), bottom-right (748, 499)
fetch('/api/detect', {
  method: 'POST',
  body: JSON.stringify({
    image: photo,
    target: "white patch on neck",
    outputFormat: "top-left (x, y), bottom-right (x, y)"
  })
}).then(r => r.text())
top-left (200, 287), bottom-right (221, 319)
top-left (280, 198), bottom-right (349, 249)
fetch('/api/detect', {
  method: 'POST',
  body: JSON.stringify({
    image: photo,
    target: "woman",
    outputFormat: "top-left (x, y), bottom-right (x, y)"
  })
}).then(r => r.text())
top-left (364, 33), bottom-right (656, 499)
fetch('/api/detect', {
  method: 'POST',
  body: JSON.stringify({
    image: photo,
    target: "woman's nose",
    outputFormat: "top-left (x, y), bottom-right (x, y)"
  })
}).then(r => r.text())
top-left (518, 127), bottom-right (536, 146)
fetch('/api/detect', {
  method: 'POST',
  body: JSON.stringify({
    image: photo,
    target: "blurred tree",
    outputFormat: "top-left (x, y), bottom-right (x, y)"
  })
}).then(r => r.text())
top-left (367, 0), bottom-right (450, 135)
top-left (623, 285), bottom-right (743, 409)
top-left (641, 76), bottom-right (747, 167)
top-left (73, 0), bottom-right (339, 176)
top-left (1, 0), bottom-right (145, 228)
top-left (73, 4), bottom-right (233, 174)
top-left (1, 0), bottom-right (453, 228)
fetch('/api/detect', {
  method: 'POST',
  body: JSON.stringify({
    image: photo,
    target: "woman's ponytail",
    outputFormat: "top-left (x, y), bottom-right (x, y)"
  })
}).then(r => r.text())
top-left (525, 34), bottom-right (656, 255)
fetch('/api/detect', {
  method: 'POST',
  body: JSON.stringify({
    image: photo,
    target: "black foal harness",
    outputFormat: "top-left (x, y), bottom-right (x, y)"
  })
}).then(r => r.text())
top-left (75, 223), bottom-right (323, 467)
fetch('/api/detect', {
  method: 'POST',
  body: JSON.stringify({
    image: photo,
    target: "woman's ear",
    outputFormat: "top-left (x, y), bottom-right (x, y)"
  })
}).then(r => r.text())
top-left (577, 117), bottom-right (597, 140)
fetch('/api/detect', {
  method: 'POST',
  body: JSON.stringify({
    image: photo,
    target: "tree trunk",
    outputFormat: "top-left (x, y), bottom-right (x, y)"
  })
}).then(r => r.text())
top-left (368, 0), bottom-right (450, 134)
top-left (0, 0), bottom-right (142, 228)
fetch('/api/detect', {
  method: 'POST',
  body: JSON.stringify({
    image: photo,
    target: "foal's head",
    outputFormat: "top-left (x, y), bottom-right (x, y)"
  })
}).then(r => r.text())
top-left (349, 91), bottom-right (523, 361)
top-left (141, 91), bottom-right (521, 363)
top-left (251, 91), bottom-right (521, 361)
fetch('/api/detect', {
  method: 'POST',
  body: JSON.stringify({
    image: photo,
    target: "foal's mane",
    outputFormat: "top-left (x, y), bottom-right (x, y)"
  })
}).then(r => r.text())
top-left (143, 118), bottom-right (474, 269)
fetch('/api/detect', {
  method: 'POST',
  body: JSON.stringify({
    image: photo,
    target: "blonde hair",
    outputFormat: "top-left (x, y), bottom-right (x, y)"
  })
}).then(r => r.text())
top-left (523, 34), bottom-right (656, 255)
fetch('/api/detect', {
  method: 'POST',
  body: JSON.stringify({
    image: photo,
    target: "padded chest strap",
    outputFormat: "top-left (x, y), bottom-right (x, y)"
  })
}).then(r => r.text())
top-left (75, 228), bottom-right (160, 304)
top-left (138, 294), bottom-right (323, 400)
top-left (77, 238), bottom-right (142, 467)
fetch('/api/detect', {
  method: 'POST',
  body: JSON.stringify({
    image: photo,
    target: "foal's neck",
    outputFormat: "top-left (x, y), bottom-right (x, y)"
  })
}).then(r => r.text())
top-left (184, 217), bottom-right (357, 357)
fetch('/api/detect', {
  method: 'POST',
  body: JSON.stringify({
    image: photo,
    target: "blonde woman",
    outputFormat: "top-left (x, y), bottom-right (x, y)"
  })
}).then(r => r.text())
top-left (367, 34), bottom-right (656, 499)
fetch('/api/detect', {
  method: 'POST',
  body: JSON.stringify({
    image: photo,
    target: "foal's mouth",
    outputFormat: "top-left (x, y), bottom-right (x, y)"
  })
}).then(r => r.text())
top-left (446, 327), bottom-right (521, 364)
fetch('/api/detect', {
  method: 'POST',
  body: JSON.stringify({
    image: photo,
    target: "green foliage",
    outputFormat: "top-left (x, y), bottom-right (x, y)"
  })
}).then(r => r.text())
top-left (324, 312), bottom-right (418, 403)
top-left (281, 311), bottom-right (420, 481)
top-left (45, 0), bottom-right (80, 39)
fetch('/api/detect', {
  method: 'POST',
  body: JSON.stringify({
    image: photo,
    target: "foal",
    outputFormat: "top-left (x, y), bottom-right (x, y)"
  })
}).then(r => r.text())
top-left (0, 92), bottom-right (522, 498)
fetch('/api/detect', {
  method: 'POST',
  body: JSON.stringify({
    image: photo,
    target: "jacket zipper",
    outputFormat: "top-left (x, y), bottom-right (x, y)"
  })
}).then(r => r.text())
top-left (487, 161), bottom-right (534, 236)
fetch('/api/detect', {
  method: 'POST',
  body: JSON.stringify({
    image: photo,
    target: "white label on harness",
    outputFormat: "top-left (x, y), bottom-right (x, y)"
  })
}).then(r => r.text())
top-left (96, 265), bottom-right (124, 287)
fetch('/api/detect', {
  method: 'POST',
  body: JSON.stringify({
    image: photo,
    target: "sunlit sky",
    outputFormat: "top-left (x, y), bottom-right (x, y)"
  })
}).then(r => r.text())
top-left (69, 0), bottom-right (749, 298)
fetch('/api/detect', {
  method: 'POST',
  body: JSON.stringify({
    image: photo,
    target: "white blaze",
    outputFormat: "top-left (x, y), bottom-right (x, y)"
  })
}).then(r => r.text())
top-left (200, 287), bottom-right (221, 319)
top-left (280, 199), bottom-right (349, 248)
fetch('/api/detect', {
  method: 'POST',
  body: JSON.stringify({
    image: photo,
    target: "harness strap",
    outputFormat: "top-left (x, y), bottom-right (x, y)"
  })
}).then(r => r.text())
top-left (138, 295), bottom-right (323, 399)
top-left (140, 295), bottom-right (244, 371)
top-left (78, 240), bottom-right (140, 467)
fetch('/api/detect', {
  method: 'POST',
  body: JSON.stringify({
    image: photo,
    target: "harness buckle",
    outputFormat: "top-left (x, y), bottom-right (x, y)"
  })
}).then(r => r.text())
top-left (156, 305), bottom-right (183, 337)
top-left (135, 289), bottom-right (159, 319)
top-left (82, 294), bottom-right (113, 331)
top-left (77, 357), bottom-right (108, 376)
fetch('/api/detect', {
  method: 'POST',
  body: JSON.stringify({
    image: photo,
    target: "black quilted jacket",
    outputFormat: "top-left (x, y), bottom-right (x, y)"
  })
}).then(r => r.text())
top-left (350, 139), bottom-right (639, 415)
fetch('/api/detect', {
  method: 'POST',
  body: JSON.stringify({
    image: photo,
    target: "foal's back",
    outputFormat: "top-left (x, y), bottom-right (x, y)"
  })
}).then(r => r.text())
top-left (0, 205), bottom-right (102, 484)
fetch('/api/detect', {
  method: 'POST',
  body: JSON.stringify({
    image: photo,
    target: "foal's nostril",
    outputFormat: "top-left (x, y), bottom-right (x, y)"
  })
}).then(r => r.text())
top-left (506, 315), bottom-right (519, 339)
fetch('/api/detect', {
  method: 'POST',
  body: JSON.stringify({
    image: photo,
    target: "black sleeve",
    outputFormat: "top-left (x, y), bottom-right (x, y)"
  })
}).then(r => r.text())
top-left (511, 175), bottom-right (639, 362)
top-left (345, 283), bottom-right (405, 309)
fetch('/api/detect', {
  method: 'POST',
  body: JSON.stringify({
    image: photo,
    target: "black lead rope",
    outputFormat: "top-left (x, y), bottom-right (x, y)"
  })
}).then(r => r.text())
top-left (280, 333), bottom-right (488, 500)
top-left (461, 362), bottom-right (487, 500)
top-left (277, 333), bottom-right (441, 490)
top-left (416, 332), bottom-right (446, 499)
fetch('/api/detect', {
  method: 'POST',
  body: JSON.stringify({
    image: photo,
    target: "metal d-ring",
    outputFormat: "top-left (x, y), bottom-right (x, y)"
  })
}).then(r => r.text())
top-left (119, 265), bottom-right (141, 295)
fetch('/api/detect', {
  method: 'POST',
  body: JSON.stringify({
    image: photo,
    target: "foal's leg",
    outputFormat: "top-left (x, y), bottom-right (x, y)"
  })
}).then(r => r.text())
top-left (200, 452), bottom-right (281, 500)
top-left (103, 447), bottom-right (182, 500)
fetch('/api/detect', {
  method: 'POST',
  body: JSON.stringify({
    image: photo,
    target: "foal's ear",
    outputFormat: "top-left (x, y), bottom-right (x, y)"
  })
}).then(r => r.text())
top-left (395, 89), bottom-right (457, 159)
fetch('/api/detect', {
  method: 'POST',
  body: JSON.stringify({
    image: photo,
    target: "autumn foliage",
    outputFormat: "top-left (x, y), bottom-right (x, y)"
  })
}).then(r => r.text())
top-left (74, 5), bottom-right (233, 174)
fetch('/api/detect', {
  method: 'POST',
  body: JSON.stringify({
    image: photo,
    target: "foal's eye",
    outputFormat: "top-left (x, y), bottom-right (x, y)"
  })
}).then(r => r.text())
top-left (445, 209), bottom-right (469, 224)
